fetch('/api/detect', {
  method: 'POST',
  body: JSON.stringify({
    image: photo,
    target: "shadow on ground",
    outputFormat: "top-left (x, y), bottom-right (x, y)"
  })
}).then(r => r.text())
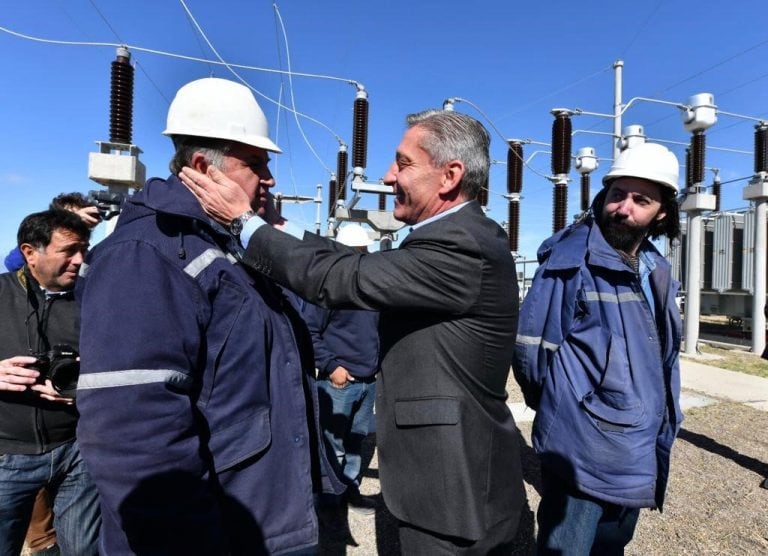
top-left (677, 427), bottom-right (768, 478)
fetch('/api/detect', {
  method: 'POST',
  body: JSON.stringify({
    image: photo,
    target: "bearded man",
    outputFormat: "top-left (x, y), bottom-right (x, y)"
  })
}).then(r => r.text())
top-left (513, 140), bottom-right (683, 554)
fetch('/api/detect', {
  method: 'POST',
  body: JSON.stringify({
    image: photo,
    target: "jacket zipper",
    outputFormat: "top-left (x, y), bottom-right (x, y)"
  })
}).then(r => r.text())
top-left (632, 270), bottom-right (668, 424)
top-left (32, 296), bottom-right (53, 452)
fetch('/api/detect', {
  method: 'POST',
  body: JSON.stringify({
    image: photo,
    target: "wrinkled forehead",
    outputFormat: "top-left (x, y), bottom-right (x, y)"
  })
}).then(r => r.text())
top-left (397, 126), bottom-right (432, 159)
top-left (607, 176), bottom-right (663, 201)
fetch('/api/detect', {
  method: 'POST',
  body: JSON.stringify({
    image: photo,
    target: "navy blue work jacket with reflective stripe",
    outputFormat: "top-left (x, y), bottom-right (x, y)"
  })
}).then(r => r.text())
top-left (76, 176), bottom-right (337, 555)
top-left (513, 216), bottom-right (682, 509)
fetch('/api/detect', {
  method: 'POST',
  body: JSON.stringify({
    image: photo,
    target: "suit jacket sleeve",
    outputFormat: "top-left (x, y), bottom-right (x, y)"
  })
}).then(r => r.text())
top-left (243, 223), bottom-right (481, 314)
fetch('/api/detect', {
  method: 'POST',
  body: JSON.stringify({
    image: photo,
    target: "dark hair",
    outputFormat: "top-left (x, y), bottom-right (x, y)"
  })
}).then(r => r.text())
top-left (17, 209), bottom-right (91, 250)
top-left (168, 135), bottom-right (232, 174)
top-left (591, 184), bottom-right (681, 241)
top-left (49, 192), bottom-right (94, 211)
top-left (405, 109), bottom-right (490, 200)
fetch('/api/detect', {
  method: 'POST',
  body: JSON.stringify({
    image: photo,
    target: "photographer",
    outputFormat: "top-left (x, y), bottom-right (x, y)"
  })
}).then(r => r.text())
top-left (0, 209), bottom-right (100, 555)
top-left (4, 192), bottom-right (101, 272)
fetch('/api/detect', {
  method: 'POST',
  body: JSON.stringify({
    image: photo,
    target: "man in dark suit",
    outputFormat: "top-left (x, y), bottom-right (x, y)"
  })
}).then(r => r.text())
top-left (181, 109), bottom-right (526, 554)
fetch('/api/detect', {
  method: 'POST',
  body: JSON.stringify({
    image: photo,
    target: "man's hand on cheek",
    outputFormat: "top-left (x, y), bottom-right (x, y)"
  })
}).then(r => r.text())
top-left (180, 165), bottom-right (251, 224)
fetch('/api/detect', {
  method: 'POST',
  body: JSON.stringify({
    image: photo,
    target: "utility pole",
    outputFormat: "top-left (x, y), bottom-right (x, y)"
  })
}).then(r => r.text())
top-left (613, 60), bottom-right (623, 160)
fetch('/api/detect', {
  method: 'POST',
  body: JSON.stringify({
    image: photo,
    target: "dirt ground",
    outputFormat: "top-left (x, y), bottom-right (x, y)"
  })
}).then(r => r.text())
top-left (23, 378), bottom-right (767, 555)
top-left (320, 400), bottom-right (768, 555)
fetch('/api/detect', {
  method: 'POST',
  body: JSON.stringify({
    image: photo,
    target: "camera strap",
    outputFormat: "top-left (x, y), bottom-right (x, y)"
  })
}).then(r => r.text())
top-left (21, 269), bottom-right (72, 354)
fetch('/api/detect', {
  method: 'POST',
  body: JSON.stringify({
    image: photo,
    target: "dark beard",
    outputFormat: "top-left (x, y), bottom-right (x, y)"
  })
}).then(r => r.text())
top-left (599, 213), bottom-right (649, 253)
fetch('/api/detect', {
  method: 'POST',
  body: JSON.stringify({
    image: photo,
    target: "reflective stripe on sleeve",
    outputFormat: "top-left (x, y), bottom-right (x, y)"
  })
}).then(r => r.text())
top-left (183, 248), bottom-right (237, 278)
top-left (516, 334), bottom-right (558, 352)
top-left (77, 369), bottom-right (194, 391)
top-left (516, 334), bottom-right (540, 345)
top-left (585, 291), bottom-right (643, 303)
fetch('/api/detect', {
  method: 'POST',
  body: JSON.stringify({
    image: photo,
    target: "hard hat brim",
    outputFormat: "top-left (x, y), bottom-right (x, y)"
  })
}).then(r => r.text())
top-left (163, 129), bottom-right (282, 154)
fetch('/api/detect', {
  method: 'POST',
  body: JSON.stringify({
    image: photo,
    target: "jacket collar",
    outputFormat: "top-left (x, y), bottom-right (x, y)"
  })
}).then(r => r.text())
top-left (118, 175), bottom-right (238, 258)
top-left (409, 200), bottom-right (473, 232)
top-left (126, 175), bottom-right (211, 224)
top-left (17, 268), bottom-right (74, 313)
top-left (401, 200), bottom-right (481, 243)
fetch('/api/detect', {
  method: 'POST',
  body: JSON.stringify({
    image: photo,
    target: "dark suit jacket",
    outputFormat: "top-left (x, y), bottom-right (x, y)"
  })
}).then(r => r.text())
top-left (244, 201), bottom-right (525, 540)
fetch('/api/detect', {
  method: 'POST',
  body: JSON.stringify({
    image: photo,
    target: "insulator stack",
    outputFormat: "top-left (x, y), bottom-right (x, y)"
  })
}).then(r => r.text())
top-left (336, 148), bottom-right (348, 201)
top-left (755, 124), bottom-right (768, 173)
top-left (275, 195), bottom-right (283, 216)
top-left (328, 176), bottom-right (338, 217)
top-left (507, 142), bottom-right (523, 194)
top-left (553, 183), bottom-right (568, 232)
top-left (551, 113), bottom-right (572, 175)
top-left (580, 174), bottom-right (591, 212)
top-left (352, 92), bottom-right (369, 170)
top-left (109, 47), bottom-right (134, 144)
top-left (691, 130), bottom-right (706, 185)
top-left (378, 193), bottom-right (386, 211)
top-left (508, 200), bottom-right (520, 253)
top-left (685, 148), bottom-right (693, 189)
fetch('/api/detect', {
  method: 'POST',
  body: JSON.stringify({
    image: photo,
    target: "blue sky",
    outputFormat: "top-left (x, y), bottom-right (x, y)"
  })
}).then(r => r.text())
top-left (1, 0), bottom-right (767, 270)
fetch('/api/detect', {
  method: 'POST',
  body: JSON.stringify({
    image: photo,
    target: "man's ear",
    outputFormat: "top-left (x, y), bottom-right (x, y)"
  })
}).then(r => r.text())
top-left (655, 208), bottom-right (668, 222)
top-left (439, 160), bottom-right (465, 197)
top-left (19, 243), bottom-right (36, 265)
top-left (190, 152), bottom-right (210, 173)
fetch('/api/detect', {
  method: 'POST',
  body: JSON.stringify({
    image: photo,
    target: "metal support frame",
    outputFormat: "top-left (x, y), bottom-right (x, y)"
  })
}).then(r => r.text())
top-left (681, 188), bottom-right (717, 354)
top-left (332, 176), bottom-right (405, 240)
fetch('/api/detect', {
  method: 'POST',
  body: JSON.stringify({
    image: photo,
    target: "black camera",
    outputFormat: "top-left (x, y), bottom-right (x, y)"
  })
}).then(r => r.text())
top-left (34, 344), bottom-right (80, 398)
top-left (87, 190), bottom-right (127, 221)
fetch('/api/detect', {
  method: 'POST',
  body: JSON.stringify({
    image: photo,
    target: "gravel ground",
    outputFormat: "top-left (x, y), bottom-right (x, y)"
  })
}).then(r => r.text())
top-left (320, 396), bottom-right (768, 554)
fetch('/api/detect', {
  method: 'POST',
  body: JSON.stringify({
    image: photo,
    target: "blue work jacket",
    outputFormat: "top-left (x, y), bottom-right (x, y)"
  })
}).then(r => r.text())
top-left (300, 302), bottom-right (380, 379)
top-left (513, 216), bottom-right (682, 509)
top-left (76, 176), bottom-right (340, 555)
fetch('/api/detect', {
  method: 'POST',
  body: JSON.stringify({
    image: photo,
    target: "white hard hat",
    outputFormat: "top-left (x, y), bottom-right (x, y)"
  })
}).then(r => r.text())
top-left (163, 78), bottom-right (281, 153)
top-left (336, 224), bottom-right (373, 247)
top-left (602, 142), bottom-right (679, 193)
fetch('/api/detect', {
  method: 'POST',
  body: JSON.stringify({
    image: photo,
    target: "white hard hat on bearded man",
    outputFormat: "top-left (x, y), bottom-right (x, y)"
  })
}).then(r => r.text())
top-left (602, 142), bottom-right (679, 193)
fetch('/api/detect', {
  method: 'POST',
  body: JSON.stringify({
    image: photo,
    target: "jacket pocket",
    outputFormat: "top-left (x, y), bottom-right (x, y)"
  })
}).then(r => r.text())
top-left (208, 405), bottom-right (271, 473)
top-left (582, 333), bottom-right (646, 428)
top-left (582, 390), bottom-right (645, 428)
top-left (394, 397), bottom-right (460, 427)
top-left (199, 277), bottom-right (249, 407)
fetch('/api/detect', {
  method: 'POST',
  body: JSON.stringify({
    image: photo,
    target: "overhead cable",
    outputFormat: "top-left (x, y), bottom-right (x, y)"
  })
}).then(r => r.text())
top-left (0, 22), bottom-right (355, 129)
top-left (271, 2), bottom-right (331, 174)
